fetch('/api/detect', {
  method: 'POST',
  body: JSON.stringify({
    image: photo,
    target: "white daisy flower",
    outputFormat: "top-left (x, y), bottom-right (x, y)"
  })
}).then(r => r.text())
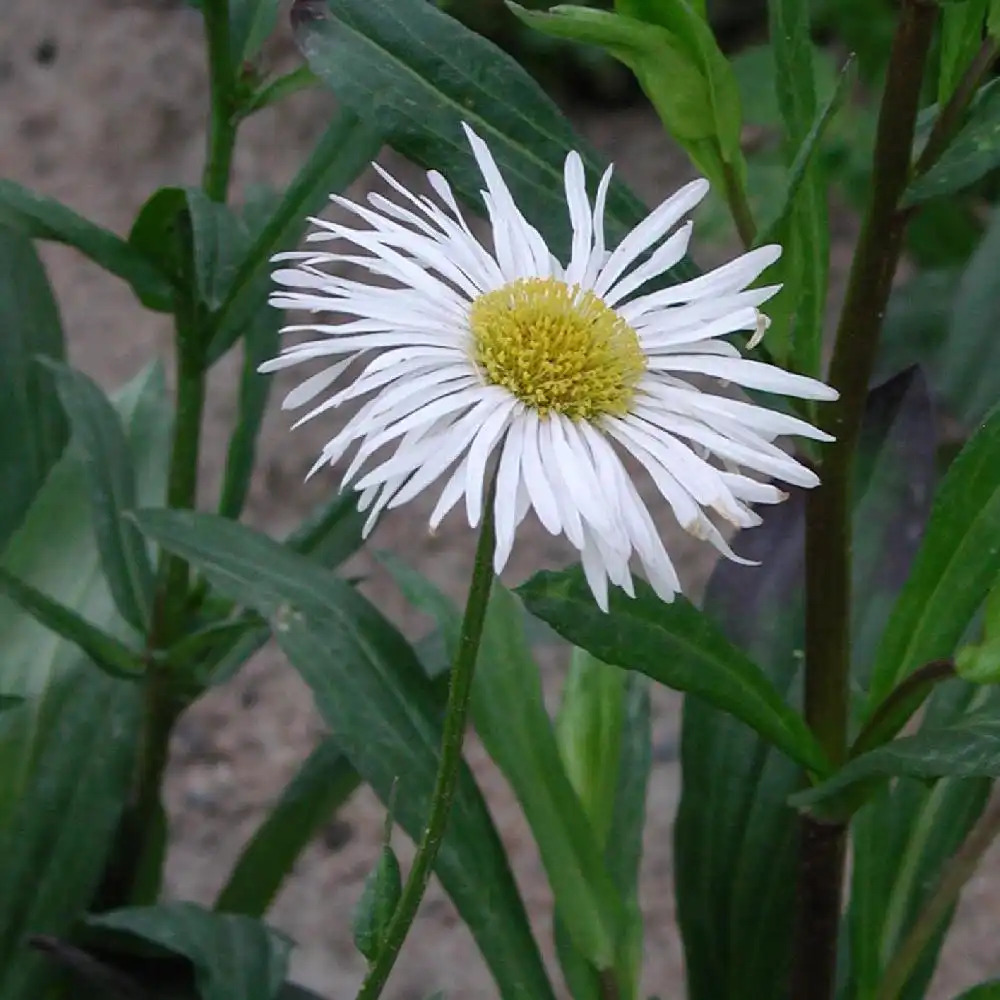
top-left (262, 125), bottom-right (837, 611)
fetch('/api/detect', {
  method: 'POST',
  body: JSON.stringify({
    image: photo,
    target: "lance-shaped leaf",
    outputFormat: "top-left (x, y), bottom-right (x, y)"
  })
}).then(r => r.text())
top-left (132, 508), bottom-right (556, 1000)
top-left (0, 180), bottom-right (173, 310)
top-left (291, 0), bottom-right (696, 276)
top-left (518, 566), bottom-right (828, 775)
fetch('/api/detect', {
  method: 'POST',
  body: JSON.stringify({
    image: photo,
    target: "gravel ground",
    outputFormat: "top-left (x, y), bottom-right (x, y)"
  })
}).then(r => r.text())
top-left (2, 1), bottom-right (998, 998)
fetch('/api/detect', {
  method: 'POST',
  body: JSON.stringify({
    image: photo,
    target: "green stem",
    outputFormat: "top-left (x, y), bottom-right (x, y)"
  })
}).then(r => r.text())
top-left (721, 160), bottom-right (757, 249)
top-left (356, 475), bottom-right (498, 1000)
top-left (876, 795), bottom-right (1000, 1000)
top-left (794, 4), bottom-right (937, 999)
top-left (202, 0), bottom-right (235, 203)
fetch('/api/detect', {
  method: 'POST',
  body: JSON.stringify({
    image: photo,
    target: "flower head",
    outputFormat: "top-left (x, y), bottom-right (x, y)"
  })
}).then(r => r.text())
top-left (263, 125), bottom-right (837, 610)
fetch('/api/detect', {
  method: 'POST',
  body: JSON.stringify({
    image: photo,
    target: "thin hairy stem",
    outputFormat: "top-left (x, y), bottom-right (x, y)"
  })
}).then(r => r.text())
top-left (356, 474), bottom-right (499, 1000)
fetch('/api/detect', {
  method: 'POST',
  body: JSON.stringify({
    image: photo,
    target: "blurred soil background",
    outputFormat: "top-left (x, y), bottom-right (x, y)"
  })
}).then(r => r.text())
top-left (2, 0), bottom-right (998, 997)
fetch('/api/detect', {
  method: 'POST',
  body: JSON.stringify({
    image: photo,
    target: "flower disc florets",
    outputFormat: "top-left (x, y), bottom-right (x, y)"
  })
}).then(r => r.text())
top-left (469, 277), bottom-right (645, 420)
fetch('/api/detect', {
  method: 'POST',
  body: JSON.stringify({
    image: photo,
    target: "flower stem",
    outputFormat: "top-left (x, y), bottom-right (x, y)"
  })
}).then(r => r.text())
top-left (876, 794), bottom-right (1000, 1000)
top-left (201, 0), bottom-right (235, 203)
top-left (795, 3), bottom-right (937, 998)
top-left (356, 475), bottom-right (499, 1000)
top-left (721, 160), bottom-right (757, 250)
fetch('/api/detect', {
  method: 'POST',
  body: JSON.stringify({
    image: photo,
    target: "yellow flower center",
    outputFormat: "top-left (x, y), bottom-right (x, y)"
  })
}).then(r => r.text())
top-left (468, 278), bottom-right (645, 420)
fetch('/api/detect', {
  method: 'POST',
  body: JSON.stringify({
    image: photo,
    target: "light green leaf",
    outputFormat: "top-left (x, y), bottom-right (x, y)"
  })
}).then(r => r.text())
top-left (0, 667), bottom-right (141, 999)
top-left (132, 508), bottom-right (557, 1000)
top-left (209, 109), bottom-right (382, 362)
top-left (518, 566), bottom-right (830, 775)
top-left (866, 403), bottom-right (1000, 717)
top-left (231, 0), bottom-right (281, 63)
top-left (0, 565), bottom-right (143, 680)
top-left (292, 0), bottom-right (696, 275)
top-left (0, 363), bottom-right (169, 704)
top-left (352, 845), bottom-right (403, 961)
top-left (906, 80), bottom-right (1000, 205)
top-left (0, 180), bottom-right (173, 311)
top-left (88, 902), bottom-right (292, 1000)
top-left (0, 229), bottom-right (68, 547)
top-left (43, 360), bottom-right (155, 631)
top-left (939, 0), bottom-right (988, 104)
top-left (216, 737), bottom-right (360, 917)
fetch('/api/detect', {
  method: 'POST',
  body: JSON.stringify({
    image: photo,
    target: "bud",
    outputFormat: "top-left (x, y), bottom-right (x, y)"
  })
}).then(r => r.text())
top-left (352, 844), bottom-right (402, 962)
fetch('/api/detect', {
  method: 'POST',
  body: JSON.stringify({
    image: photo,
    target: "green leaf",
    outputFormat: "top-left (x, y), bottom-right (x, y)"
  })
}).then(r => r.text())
top-left (43, 360), bottom-right (155, 631)
top-left (0, 363), bottom-right (169, 705)
top-left (0, 180), bottom-right (173, 311)
top-left (0, 565), bottom-right (144, 679)
top-left (231, 0), bottom-right (281, 63)
top-left (956, 634), bottom-right (1000, 683)
top-left (209, 109), bottom-right (382, 363)
top-left (284, 490), bottom-right (366, 567)
top-left (939, 0), bottom-right (988, 105)
top-left (0, 229), bottom-right (68, 547)
top-left (518, 567), bottom-right (829, 775)
top-left (616, 0), bottom-right (744, 168)
top-left (902, 82), bottom-right (1000, 207)
top-left (352, 844), bottom-right (403, 961)
top-left (866, 403), bottom-right (1000, 718)
top-left (88, 902), bottom-right (292, 1000)
top-left (906, 80), bottom-right (1000, 205)
top-left (132, 509), bottom-right (557, 1000)
top-left (185, 189), bottom-right (251, 311)
top-left (216, 736), bottom-right (360, 917)
top-left (794, 709), bottom-right (1000, 810)
top-left (953, 984), bottom-right (1000, 999)
top-left (938, 206), bottom-right (1000, 427)
top-left (0, 667), bottom-right (141, 999)
top-left (847, 682), bottom-right (996, 1000)
top-left (217, 194), bottom-right (282, 520)
top-left (291, 0), bottom-right (696, 276)
top-left (129, 187), bottom-right (188, 282)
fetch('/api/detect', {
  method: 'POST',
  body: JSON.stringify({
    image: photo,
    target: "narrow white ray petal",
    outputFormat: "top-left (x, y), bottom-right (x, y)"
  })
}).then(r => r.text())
top-left (520, 410), bottom-right (562, 535)
top-left (603, 222), bottom-right (693, 307)
top-left (539, 416), bottom-right (585, 549)
top-left (582, 165), bottom-right (614, 288)
top-left (464, 393), bottom-right (519, 527)
top-left (430, 453), bottom-right (471, 530)
top-left (563, 152), bottom-right (594, 287)
top-left (281, 358), bottom-right (354, 410)
top-left (492, 418), bottom-right (526, 573)
top-left (579, 526), bottom-right (611, 612)
top-left (593, 180), bottom-right (709, 298)
top-left (649, 354), bottom-right (839, 400)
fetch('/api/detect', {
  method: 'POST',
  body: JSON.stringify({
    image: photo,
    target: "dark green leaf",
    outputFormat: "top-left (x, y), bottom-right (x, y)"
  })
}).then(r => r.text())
top-left (43, 360), bottom-right (155, 631)
top-left (795, 710), bottom-right (1000, 809)
top-left (185, 189), bottom-right (251, 311)
top-left (866, 403), bottom-right (1000, 717)
top-left (938, 207), bottom-right (1000, 427)
top-left (874, 270), bottom-right (960, 385)
top-left (518, 567), bottom-right (828, 774)
top-left (847, 682), bottom-right (996, 1000)
top-left (0, 229), bottom-right (68, 547)
top-left (0, 667), bottom-right (141, 999)
top-left (284, 491), bottom-right (366, 567)
top-left (352, 845), bottom-right (403, 961)
top-left (209, 109), bottom-right (382, 363)
top-left (0, 180), bottom-right (173, 311)
top-left (291, 0), bottom-right (695, 275)
top-left (128, 187), bottom-right (188, 282)
top-left (231, 0), bottom-right (281, 63)
top-left (0, 566), bottom-right (143, 680)
top-left (132, 509), bottom-right (557, 1000)
top-left (216, 737), bottom-right (360, 917)
top-left (907, 80), bottom-right (1000, 204)
top-left (88, 903), bottom-right (292, 1000)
